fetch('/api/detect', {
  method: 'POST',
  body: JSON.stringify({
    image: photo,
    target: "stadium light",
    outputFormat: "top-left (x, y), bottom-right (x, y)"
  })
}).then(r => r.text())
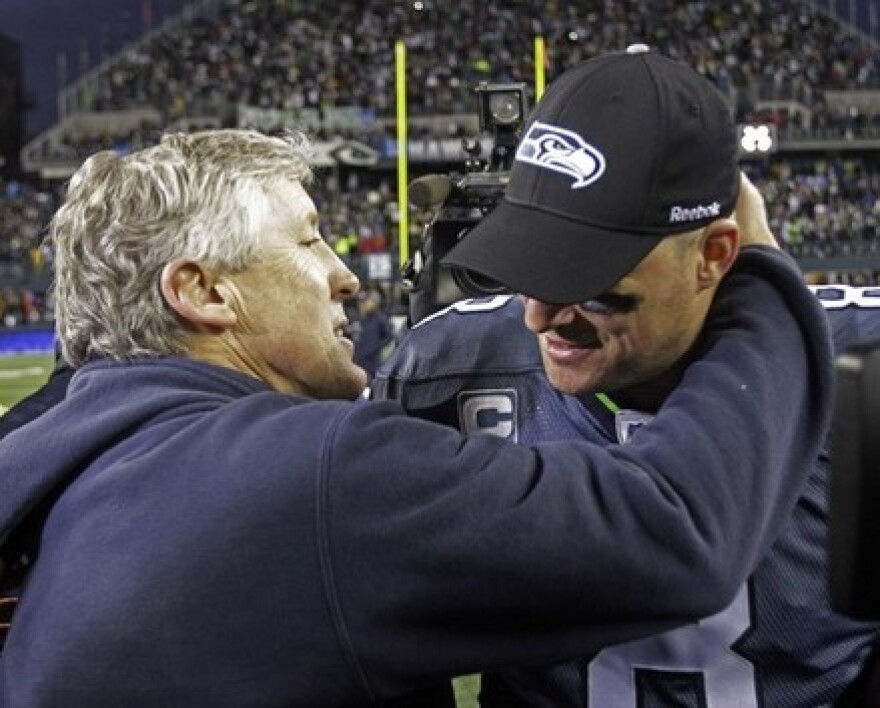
top-left (738, 123), bottom-right (777, 158)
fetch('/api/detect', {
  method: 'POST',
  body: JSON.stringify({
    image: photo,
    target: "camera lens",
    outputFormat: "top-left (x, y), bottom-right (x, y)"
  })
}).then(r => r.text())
top-left (489, 92), bottom-right (522, 126)
top-left (452, 266), bottom-right (509, 297)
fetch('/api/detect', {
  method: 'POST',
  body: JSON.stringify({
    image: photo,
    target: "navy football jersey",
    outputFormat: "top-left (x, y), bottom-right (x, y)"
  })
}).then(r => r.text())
top-left (373, 287), bottom-right (880, 708)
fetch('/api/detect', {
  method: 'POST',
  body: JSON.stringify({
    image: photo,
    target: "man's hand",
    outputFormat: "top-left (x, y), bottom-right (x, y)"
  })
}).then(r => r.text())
top-left (735, 172), bottom-right (779, 249)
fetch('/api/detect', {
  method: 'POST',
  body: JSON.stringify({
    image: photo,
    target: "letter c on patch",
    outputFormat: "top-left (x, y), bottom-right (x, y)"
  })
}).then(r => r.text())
top-left (457, 390), bottom-right (518, 441)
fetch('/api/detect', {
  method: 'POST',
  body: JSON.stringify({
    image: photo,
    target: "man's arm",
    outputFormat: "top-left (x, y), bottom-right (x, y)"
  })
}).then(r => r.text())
top-left (334, 247), bottom-right (833, 689)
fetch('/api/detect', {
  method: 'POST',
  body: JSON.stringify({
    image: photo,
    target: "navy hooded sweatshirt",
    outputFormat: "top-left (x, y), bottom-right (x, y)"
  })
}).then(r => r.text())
top-left (0, 248), bottom-right (831, 707)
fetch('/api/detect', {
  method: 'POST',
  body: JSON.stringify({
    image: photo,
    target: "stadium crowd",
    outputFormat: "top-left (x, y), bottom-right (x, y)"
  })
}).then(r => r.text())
top-left (0, 181), bottom-right (55, 327)
top-left (746, 157), bottom-right (880, 264)
top-left (33, 0), bottom-right (880, 160)
top-left (69, 0), bottom-right (880, 122)
top-left (3, 0), bottom-right (880, 326)
top-left (1, 153), bottom-right (878, 329)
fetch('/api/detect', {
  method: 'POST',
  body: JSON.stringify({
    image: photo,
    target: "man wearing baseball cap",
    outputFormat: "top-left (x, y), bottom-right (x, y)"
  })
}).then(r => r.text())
top-left (444, 44), bottom-right (739, 310)
top-left (375, 47), bottom-right (880, 707)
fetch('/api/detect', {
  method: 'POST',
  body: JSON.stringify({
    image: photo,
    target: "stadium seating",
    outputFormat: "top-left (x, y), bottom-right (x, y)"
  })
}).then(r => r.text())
top-left (2, 0), bottom-right (879, 323)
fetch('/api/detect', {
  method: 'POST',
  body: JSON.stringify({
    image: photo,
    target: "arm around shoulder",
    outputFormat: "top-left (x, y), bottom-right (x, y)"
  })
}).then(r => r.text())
top-left (320, 264), bottom-right (832, 684)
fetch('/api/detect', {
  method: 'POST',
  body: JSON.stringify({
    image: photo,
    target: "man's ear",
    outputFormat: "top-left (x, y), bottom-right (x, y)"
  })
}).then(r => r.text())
top-left (697, 218), bottom-right (740, 288)
top-left (160, 259), bottom-right (237, 331)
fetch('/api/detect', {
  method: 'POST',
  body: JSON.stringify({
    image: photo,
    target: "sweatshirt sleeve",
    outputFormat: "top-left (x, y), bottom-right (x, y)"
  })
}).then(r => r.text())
top-left (321, 246), bottom-right (833, 699)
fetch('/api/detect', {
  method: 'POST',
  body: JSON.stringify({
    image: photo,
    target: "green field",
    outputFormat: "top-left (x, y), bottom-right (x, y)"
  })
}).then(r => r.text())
top-left (0, 353), bottom-right (55, 410)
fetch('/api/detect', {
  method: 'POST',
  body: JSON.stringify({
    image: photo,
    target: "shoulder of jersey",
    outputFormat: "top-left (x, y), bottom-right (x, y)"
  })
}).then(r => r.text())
top-left (811, 284), bottom-right (880, 353)
top-left (381, 295), bottom-right (542, 378)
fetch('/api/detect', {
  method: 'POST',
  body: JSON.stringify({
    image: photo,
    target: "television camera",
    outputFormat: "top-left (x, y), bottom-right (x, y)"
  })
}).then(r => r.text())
top-left (404, 82), bottom-right (528, 325)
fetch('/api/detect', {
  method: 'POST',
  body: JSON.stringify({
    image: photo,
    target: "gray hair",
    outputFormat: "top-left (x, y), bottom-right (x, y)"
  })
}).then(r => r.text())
top-left (50, 129), bottom-right (314, 366)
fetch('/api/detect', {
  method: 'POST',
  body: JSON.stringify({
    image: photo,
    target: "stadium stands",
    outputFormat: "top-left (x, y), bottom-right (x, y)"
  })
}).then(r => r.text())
top-left (43, 0), bottom-right (880, 124)
top-left (1, 0), bottom-right (879, 323)
top-left (19, 0), bottom-right (880, 165)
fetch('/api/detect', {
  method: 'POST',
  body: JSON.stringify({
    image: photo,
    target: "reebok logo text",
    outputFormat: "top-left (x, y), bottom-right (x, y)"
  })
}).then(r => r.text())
top-left (669, 201), bottom-right (721, 223)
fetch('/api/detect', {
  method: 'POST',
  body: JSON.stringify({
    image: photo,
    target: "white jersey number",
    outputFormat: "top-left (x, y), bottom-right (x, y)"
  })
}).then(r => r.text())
top-left (588, 585), bottom-right (756, 708)
top-left (810, 284), bottom-right (880, 310)
top-left (412, 295), bottom-right (513, 328)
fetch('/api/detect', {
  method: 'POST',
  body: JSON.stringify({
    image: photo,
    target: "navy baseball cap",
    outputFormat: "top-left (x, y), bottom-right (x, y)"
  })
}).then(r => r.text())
top-left (443, 45), bottom-right (740, 304)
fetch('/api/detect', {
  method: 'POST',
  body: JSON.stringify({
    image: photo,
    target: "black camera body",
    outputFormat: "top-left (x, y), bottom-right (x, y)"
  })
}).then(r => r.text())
top-left (830, 340), bottom-right (880, 620)
top-left (406, 82), bottom-right (528, 325)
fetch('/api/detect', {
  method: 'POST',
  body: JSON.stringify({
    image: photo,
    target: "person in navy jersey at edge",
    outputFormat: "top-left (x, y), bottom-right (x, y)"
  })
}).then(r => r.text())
top-left (352, 289), bottom-right (396, 381)
top-left (0, 125), bottom-right (829, 705)
top-left (374, 46), bottom-right (880, 707)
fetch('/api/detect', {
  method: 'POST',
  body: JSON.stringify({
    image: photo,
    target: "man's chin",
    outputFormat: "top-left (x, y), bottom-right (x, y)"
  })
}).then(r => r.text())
top-left (543, 361), bottom-right (602, 396)
top-left (357, 371), bottom-right (369, 389)
top-left (315, 364), bottom-right (369, 401)
top-left (344, 366), bottom-right (370, 400)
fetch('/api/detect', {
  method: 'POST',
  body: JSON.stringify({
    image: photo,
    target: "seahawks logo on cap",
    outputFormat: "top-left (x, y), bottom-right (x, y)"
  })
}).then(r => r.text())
top-left (516, 121), bottom-right (606, 189)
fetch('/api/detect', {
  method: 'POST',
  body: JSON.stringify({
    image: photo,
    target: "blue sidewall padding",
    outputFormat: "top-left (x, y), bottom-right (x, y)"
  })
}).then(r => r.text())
top-left (0, 329), bottom-right (55, 355)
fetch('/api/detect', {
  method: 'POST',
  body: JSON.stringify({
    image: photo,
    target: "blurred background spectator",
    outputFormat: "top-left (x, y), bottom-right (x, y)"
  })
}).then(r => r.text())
top-left (350, 289), bottom-right (397, 381)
